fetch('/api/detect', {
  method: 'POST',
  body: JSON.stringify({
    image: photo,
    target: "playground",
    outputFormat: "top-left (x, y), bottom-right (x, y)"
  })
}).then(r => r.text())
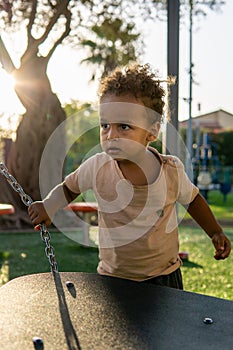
top-left (1, 1), bottom-right (233, 348)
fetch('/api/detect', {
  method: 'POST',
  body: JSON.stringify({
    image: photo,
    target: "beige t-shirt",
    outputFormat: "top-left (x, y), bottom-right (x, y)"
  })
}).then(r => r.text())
top-left (65, 147), bottom-right (199, 281)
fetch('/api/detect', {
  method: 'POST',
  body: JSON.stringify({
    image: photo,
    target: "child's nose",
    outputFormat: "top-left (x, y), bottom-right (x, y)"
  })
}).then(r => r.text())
top-left (107, 126), bottom-right (119, 140)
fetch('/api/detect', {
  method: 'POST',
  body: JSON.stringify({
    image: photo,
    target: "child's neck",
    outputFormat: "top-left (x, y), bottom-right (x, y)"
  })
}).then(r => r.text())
top-left (117, 149), bottom-right (161, 186)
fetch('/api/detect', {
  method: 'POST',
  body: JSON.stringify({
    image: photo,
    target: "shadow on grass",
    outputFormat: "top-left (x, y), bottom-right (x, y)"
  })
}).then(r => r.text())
top-left (181, 259), bottom-right (203, 268)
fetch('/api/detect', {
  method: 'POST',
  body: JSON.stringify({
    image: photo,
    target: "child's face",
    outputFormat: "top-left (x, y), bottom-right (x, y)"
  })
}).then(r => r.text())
top-left (99, 94), bottom-right (160, 161)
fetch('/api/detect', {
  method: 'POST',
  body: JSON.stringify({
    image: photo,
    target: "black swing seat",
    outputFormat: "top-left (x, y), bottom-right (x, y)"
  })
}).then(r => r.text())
top-left (0, 271), bottom-right (233, 350)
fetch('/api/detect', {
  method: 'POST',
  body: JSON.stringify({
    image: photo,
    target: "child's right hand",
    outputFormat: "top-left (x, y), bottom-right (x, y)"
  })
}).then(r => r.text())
top-left (28, 201), bottom-right (52, 227)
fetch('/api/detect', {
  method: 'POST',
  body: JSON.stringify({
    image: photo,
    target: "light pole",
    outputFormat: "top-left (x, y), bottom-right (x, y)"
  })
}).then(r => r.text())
top-left (186, 0), bottom-right (193, 177)
top-left (166, 0), bottom-right (180, 156)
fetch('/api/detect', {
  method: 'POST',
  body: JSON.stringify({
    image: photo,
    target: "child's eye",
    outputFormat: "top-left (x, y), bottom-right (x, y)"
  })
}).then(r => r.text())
top-left (120, 124), bottom-right (130, 130)
top-left (101, 123), bottom-right (110, 130)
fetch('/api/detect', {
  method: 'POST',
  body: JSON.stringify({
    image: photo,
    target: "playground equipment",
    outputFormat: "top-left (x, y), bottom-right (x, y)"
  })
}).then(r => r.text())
top-left (1, 162), bottom-right (233, 349)
top-left (193, 131), bottom-right (232, 201)
top-left (1, 271), bottom-right (233, 350)
top-left (196, 133), bottom-right (213, 200)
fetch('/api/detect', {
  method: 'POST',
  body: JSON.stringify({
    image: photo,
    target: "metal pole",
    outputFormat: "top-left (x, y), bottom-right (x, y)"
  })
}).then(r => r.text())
top-left (186, 0), bottom-right (193, 175)
top-left (165, 0), bottom-right (180, 156)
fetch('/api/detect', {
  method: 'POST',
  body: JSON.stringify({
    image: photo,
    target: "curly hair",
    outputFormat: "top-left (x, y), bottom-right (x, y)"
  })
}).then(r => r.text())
top-left (98, 63), bottom-right (167, 122)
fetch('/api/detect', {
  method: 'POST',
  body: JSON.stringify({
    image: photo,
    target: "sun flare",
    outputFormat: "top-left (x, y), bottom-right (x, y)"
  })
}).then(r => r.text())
top-left (0, 68), bottom-right (24, 133)
top-left (0, 69), bottom-right (23, 113)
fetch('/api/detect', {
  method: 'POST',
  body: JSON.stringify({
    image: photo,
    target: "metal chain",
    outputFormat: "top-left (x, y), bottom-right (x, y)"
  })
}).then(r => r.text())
top-left (0, 162), bottom-right (58, 272)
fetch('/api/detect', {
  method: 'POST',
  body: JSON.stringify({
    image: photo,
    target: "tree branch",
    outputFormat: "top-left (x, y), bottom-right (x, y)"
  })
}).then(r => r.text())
top-left (23, 0), bottom-right (71, 64)
top-left (27, 0), bottom-right (38, 38)
top-left (36, 0), bottom-right (70, 47)
top-left (46, 7), bottom-right (72, 61)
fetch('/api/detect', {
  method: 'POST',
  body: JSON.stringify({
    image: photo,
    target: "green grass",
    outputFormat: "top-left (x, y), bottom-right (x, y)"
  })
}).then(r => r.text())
top-left (1, 225), bottom-right (233, 301)
top-left (178, 190), bottom-right (233, 221)
top-left (0, 230), bottom-right (99, 285)
top-left (207, 190), bottom-right (233, 220)
top-left (179, 225), bottom-right (233, 300)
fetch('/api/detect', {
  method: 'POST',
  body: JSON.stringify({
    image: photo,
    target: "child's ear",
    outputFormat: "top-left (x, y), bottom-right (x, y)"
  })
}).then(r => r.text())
top-left (147, 122), bottom-right (160, 141)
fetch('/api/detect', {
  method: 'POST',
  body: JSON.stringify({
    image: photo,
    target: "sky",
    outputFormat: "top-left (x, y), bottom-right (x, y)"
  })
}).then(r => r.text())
top-left (0, 1), bottom-right (233, 130)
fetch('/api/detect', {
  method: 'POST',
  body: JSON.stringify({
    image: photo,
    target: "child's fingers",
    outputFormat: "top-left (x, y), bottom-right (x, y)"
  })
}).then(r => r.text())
top-left (214, 240), bottom-right (231, 260)
top-left (212, 232), bottom-right (231, 260)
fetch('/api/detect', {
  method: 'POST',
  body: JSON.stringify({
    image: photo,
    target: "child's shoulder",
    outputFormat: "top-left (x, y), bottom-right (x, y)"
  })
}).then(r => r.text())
top-left (160, 154), bottom-right (184, 169)
top-left (83, 151), bottom-right (110, 162)
top-left (149, 147), bottom-right (184, 169)
top-left (81, 151), bottom-right (114, 168)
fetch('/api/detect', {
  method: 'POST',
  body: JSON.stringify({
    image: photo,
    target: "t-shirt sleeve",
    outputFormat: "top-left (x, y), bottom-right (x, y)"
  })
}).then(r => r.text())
top-left (172, 156), bottom-right (199, 205)
top-left (64, 154), bottom-right (97, 194)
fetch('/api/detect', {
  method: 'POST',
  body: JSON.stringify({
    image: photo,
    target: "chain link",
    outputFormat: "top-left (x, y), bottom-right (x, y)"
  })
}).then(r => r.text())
top-left (0, 162), bottom-right (58, 272)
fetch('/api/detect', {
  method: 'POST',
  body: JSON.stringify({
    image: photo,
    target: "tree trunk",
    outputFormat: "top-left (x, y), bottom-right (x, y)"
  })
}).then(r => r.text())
top-left (0, 54), bottom-right (66, 229)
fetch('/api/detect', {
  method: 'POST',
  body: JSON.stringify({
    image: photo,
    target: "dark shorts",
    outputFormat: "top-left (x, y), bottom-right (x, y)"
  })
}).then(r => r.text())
top-left (142, 268), bottom-right (183, 290)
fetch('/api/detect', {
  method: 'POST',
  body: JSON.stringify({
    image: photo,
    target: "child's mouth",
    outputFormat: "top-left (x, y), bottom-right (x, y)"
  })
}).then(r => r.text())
top-left (107, 147), bottom-right (121, 155)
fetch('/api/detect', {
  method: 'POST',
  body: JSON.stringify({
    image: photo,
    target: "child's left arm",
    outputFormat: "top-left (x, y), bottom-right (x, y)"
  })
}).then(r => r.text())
top-left (186, 193), bottom-right (231, 260)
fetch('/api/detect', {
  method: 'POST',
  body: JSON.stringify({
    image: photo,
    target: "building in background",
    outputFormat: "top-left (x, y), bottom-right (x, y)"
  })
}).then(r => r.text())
top-left (179, 109), bottom-right (233, 133)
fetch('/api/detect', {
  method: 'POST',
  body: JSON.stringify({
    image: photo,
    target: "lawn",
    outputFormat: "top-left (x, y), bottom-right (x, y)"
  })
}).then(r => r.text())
top-left (207, 190), bottom-right (233, 220)
top-left (178, 190), bottom-right (233, 222)
top-left (179, 225), bottom-right (233, 300)
top-left (0, 229), bottom-right (99, 285)
top-left (1, 225), bottom-right (233, 301)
